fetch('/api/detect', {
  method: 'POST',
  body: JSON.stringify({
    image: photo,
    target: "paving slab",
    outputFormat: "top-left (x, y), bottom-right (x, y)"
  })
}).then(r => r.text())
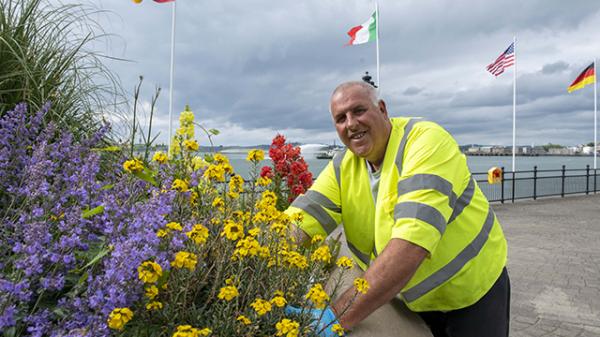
top-left (494, 194), bottom-right (600, 336)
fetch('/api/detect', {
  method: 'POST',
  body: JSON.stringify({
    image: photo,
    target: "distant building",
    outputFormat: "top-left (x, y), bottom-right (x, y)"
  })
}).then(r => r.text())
top-left (548, 147), bottom-right (575, 155)
top-left (491, 146), bottom-right (508, 155)
top-left (467, 146), bottom-right (480, 154)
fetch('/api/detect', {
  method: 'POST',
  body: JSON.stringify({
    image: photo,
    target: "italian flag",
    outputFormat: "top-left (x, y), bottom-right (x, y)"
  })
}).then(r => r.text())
top-left (346, 12), bottom-right (377, 46)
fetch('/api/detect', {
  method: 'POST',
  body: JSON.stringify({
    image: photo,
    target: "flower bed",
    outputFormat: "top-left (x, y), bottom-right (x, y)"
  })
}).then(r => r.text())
top-left (0, 104), bottom-right (367, 337)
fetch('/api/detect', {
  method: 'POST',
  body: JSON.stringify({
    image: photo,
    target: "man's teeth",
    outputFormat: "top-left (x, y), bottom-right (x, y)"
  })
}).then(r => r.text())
top-left (350, 132), bottom-right (365, 140)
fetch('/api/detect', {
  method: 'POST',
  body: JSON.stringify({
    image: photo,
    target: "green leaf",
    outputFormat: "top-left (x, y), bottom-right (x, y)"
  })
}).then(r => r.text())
top-left (78, 247), bottom-right (110, 272)
top-left (82, 205), bottom-right (104, 218)
top-left (3, 327), bottom-right (16, 337)
top-left (209, 128), bottom-right (220, 135)
top-left (92, 145), bottom-right (121, 152)
top-left (100, 184), bottom-right (114, 190)
top-left (133, 167), bottom-right (158, 186)
top-left (204, 154), bottom-right (215, 163)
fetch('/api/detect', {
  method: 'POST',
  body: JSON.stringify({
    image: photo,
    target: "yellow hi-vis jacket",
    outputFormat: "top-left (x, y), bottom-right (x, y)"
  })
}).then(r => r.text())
top-left (286, 117), bottom-right (507, 312)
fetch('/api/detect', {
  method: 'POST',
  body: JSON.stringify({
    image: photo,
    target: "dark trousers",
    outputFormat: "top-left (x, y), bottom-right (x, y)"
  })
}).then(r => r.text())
top-left (418, 268), bottom-right (511, 337)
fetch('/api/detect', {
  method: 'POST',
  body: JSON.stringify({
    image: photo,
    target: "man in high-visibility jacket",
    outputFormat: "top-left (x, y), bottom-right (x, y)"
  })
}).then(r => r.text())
top-left (286, 81), bottom-right (510, 337)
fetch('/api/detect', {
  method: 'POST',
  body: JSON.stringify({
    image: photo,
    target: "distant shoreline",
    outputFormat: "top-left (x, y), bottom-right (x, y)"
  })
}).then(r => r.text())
top-left (464, 153), bottom-right (597, 157)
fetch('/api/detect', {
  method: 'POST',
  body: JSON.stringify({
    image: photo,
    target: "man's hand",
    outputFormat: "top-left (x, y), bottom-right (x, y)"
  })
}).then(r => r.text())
top-left (332, 238), bottom-right (429, 330)
top-left (284, 305), bottom-right (343, 337)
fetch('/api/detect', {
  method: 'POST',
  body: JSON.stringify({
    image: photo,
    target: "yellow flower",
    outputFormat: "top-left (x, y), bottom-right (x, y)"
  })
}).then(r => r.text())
top-left (198, 328), bottom-right (212, 336)
top-left (145, 285), bottom-right (158, 299)
top-left (259, 190), bottom-right (277, 207)
top-left (123, 158), bottom-right (144, 173)
top-left (270, 221), bottom-right (288, 235)
top-left (284, 251), bottom-right (308, 269)
top-left (311, 235), bottom-right (324, 244)
top-left (291, 212), bottom-right (304, 224)
top-left (332, 324), bottom-right (345, 336)
top-left (258, 246), bottom-right (270, 259)
top-left (146, 301), bottom-right (163, 311)
top-left (212, 196), bottom-right (224, 207)
top-left (221, 220), bottom-right (244, 241)
top-left (203, 164), bottom-right (225, 182)
top-left (156, 228), bottom-right (169, 238)
top-left (246, 149), bottom-right (265, 162)
top-left (353, 278), bottom-right (370, 294)
top-left (236, 315), bottom-right (252, 325)
top-left (166, 222), bottom-right (183, 231)
top-left (213, 153), bottom-right (229, 165)
top-left (172, 325), bottom-right (209, 337)
top-left (171, 251), bottom-right (198, 271)
top-left (228, 191), bottom-right (240, 200)
top-left (186, 224), bottom-right (209, 245)
top-left (305, 283), bottom-right (329, 309)
top-left (229, 175), bottom-right (244, 193)
top-left (256, 176), bottom-right (272, 186)
top-left (179, 107), bottom-right (195, 125)
top-left (218, 285), bottom-right (239, 301)
top-left (190, 191), bottom-right (198, 205)
top-left (172, 179), bottom-right (189, 192)
top-left (250, 298), bottom-right (272, 316)
top-left (152, 151), bottom-right (168, 164)
top-left (335, 256), bottom-right (354, 270)
top-left (248, 227), bottom-right (260, 237)
top-left (270, 295), bottom-right (287, 308)
top-left (107, 307), bottom-right (133, 330)
top-left (138, 261), bottom-right (163, 284)
top-left (233, 236), bottom-right (260, 259)
top-left (275, 318), bottom-right (299, 337)
top-left (311, 246), bottom-right (332, 264)
top-left (183, 139), bottom-right (199, 151)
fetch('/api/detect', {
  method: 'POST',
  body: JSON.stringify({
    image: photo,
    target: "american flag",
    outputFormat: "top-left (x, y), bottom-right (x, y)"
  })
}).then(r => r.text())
top-left (486, 43), bottom-right (515, 76)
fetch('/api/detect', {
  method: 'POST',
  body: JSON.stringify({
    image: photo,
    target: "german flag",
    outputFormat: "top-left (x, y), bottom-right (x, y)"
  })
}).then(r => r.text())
top-left (568, 63), bottom-right (595, 93)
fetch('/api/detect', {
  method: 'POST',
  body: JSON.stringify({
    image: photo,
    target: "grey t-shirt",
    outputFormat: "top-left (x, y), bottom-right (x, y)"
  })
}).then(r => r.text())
top-left (366, 160), bottom-right (381, 204)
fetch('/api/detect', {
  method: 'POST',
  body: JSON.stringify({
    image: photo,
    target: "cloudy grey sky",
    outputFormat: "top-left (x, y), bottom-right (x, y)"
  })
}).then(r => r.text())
top-left (79, 0), bottom-right (600, 146)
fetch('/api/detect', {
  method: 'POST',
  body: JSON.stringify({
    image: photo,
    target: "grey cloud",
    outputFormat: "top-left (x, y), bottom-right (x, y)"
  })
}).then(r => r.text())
top-left (542, 61), bottom-right (569, 74)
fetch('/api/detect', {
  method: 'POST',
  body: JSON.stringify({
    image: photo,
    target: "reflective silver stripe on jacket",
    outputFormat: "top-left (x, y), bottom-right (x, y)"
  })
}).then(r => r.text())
top-left (448, 178), bottom-right (475, 223)
top-left (397, 174), bottom-right (457, 209)
top-left (401, 206), bottom-right (496, 303)
top-left (305, 190), bottom-right (341, 213)
top-left (394, 201), bottom-right (447, 235)
top-left (395, 118), bottom-right (423, 175)
top-left (290, 195), bottom-right (337, 235)
top-left (332, 149), bottom-right (346, 190)
top-left (347, 240), bottom-right (371, 267)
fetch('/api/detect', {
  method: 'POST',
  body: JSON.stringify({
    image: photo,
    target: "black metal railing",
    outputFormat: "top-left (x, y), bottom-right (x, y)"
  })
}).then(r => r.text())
top-left (473, 165), bottom-right (599, 203)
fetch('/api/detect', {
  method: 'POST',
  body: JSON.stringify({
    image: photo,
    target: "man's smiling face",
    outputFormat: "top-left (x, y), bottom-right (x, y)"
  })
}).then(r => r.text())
top-left (330, 83), bottom-right (391, 167)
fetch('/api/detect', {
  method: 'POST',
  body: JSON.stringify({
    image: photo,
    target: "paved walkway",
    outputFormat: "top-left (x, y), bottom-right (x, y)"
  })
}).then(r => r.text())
top-left (494, 194), bottom-right (600, 337)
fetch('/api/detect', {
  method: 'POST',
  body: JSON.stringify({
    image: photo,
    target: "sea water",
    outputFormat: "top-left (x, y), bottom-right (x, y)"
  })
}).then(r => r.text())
top-left (217, 152), bottom-right (596, 179)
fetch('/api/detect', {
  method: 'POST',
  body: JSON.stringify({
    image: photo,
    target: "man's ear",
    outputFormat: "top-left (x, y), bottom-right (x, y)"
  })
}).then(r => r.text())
top-left (378, 100), bottom-right (388, 116)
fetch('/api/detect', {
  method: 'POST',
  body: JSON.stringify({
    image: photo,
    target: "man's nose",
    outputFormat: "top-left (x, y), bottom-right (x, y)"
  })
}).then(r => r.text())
top-left (346, 114), bottom-right (359, 130)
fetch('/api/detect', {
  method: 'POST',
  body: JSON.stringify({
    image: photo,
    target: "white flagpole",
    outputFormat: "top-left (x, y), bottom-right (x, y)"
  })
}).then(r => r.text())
top-left (375, 2), bottom-right (380, 89)
top-left (512, 36), bottom-right (517, 172)
top-left (594, 59), bottom-right (597, 169)
top-left (167, 1), bottom-right (177, 151)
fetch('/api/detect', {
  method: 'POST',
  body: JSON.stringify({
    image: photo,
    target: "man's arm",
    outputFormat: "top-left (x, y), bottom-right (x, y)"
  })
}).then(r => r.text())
top-left (331, 238), bottom-right (428, 330)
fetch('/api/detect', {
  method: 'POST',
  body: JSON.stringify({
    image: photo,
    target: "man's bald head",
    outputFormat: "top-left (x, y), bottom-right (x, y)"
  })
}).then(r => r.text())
top-left (330, 81), bottom-right (379, 112)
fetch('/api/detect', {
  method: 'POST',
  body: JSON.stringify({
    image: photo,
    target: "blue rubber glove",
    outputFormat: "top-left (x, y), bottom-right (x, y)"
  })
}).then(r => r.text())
top-left (284, 305), bottom-right (343, 337)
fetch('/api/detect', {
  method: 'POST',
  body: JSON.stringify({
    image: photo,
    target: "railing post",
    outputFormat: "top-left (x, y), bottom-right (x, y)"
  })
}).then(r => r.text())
top-left (561, 165), bottom-right (566, 198)
top-left (586, 164), bottom-right (590, 195)
top-left (533, 165), bottom-right (537, 200)
top-left (511, 169), bottom-right (516, 203)
top-left (595, 168), bottom-right (598, 194)
top-left (501, 166), bottom-right (505, 204)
